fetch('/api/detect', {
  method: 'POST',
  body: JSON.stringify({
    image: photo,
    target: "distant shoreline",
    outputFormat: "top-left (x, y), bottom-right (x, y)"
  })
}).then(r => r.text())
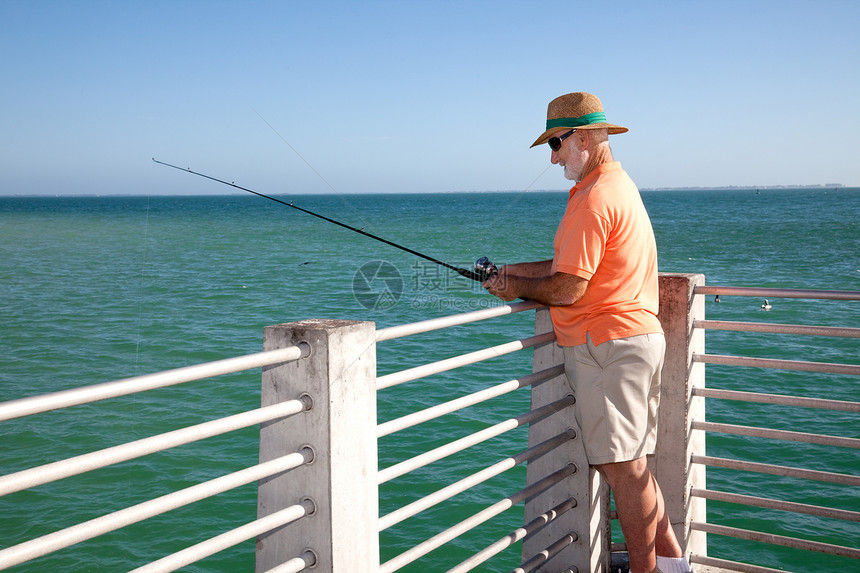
top-left (641, 184), bottom-right (844, 191)
top-left (1, 184), bottom-right (852, 198)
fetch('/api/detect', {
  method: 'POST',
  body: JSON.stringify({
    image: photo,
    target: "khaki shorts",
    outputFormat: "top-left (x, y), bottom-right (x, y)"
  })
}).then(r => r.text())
top-left (562, 332), bottom-right (666, 465)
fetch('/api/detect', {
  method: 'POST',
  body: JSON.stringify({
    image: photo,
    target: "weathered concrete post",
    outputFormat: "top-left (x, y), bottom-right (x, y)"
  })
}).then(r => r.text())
top-left (256, 319), bottom-right (378, 572)
top-left (654, 273), bottom-right (707, 560)
top-left (523, 307), bottom-right (610, 573)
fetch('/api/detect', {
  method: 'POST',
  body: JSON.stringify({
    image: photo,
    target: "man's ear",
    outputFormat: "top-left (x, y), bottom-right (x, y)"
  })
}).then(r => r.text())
top-left (574, 129), bottom-right (590, 150)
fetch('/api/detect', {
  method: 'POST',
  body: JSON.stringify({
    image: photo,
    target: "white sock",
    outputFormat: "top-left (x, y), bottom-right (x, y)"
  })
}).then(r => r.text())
top-left (657, 555), bottom-right (692, 573)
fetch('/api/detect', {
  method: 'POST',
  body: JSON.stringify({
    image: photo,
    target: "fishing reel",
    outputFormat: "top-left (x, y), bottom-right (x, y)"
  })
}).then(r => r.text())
top-left (474, 256), bottom-right (498, 282)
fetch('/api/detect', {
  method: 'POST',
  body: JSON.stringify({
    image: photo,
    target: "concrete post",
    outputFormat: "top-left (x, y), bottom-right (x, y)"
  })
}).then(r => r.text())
top-left (256, 319), bottom-right (379, 572)
top-left (523, 307), bottom-right (610, 573)
top-left (653, 274), bottom-right (707, 559)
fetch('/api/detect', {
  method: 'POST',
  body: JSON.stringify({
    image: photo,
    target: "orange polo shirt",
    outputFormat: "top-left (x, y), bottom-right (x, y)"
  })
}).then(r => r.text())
top-left (550, 162), bottom-right (662, 346)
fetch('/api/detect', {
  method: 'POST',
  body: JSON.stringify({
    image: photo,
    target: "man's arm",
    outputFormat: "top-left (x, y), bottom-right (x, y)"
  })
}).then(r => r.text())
top-left (500, 259), bottom-right (553, 278)
top-left (483, 261), bottom-right (588, 305)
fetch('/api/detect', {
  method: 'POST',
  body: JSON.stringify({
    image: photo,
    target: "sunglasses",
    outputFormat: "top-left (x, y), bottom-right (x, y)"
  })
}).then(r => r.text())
top-left (548, 129), bottom-right (576, 152)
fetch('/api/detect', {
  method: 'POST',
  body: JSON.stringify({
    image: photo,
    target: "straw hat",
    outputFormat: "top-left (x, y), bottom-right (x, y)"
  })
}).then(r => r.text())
top-left (530, 92), bottom-right (628, 147)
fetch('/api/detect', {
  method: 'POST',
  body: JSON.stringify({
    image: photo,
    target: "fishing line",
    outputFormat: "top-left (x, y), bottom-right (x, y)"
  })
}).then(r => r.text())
top-left (254, 109), bottom-right (377, 237)
top-left (152, 159), bottom-right (487, 282)
top-left (251, 110), bottom-right (541, 275)
top-left (254, 110), bottom-right (339, 195)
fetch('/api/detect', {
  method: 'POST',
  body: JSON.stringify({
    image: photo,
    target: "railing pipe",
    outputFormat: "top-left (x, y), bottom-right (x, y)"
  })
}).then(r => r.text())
top-left (447, 497), bottom-right (577, 573)
top-left (694, 353), bottom-right (860, 375)
top-left (376, 365), bottom-right (564, 438)
top-left (375, 300), bottom-right (542, 341)
top-left (693, 286), bottom-right (860, 300)
top-left (379, 464), bottom-right (577, 573)
top-left (129, 500), bottom-right (316, 573)
top-left (690, 488), bottom-right (860, 522)
top-left (379, 430), bottom-right (575, 531)
top-left (0, 451), bottom-right (311, 570)
top-left (377, 396), bottom-right (575, 485)
top-left (694, 319), bottom-right (860, 338)
top-left (376, 331), bottom-right (556, 390)
top-left (690, 522), bottom-right (860, 559)
top-left (690, 555), bottom-right (787, 573)
top-left (515, 532), bottom-right (578, 573)
top-left (0, 399), bottom-right (308, 497)
top-left (691, 387), bottom-right (860, 412)
top-left (261, 550), bottom-right (318, 573)
top-left (692, 420), bottom-right (860, 448)
top-left (691, 455), bottom-right (860, 486)
top-left (0, 345), bottom-right (309, 422)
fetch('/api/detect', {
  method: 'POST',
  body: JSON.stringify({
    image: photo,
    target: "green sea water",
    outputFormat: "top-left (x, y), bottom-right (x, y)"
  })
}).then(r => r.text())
top-left (1, 188), bottom-right (858, 572)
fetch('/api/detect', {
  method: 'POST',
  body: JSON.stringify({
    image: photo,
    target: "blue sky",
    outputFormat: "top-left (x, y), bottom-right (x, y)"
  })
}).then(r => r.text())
top-left (2, 0), bottom-right (858, 195)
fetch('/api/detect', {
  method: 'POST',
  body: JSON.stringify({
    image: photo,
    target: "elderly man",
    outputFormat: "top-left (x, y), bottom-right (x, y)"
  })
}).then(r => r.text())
top-left (483, 92), bottom-right (692, 573)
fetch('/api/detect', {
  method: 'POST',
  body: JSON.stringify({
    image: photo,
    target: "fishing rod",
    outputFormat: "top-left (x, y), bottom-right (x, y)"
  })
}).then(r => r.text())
top-left (152, 159), bottom-right (497, 282)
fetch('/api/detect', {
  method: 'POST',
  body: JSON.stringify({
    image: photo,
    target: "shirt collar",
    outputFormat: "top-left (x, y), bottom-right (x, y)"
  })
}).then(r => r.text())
top-left (569, 161), bottom-right (622, 198)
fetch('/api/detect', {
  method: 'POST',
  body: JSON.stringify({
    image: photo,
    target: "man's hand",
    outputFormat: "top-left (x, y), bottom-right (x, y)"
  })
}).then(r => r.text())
top-left (483, 265), bottom-right (589, 306)
top-left (482, 265), bottom-right (521, 301)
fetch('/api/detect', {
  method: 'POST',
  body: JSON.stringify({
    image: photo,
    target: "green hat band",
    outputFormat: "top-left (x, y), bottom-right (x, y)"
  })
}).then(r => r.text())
top-left (546, 111), bottom-right (607, 130)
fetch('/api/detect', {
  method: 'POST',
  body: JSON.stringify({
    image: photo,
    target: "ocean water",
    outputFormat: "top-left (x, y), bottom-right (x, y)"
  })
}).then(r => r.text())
top-left (0, 188), bottom-right (858, 572)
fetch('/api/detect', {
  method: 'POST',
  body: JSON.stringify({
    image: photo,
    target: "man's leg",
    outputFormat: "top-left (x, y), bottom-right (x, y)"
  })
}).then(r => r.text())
top-left (596, 457), bottom-right (683, 573)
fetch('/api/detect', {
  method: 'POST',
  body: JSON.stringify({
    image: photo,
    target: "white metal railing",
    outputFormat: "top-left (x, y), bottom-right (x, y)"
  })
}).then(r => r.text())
top-left (0, 299), bottom-right (561, 572)
top-left (0, 278), bottom-right (681, 572)
top-left (0, 344), bottom-right (311, 571)
top-left (376, 365), bottom-right (564, 439)
top-left (128, 499), bottom-right (318, 573)
top-left (376, 331), bottom-right (555, 390)
top-left (447, 497), bottom-right (578, 573)
top-left (686, 285), bottom-right (860, 573)
top-left (378, 430), bottom-right (574, 533)
top-left (0, 399), bottom-right (309, 496)
top-left (1, 451), bottom-right (313, 570)
top-left (3, 280), bottom-right (856, 572)
top-left (374, 300), bottom-right (543, 342)
top-left (377, 387), bottom-right (567, 484)
top-left (379, 465), bottom-right (578, 573)
top-left (254, 302), bottom-right (584, 572)
top-left (0, 345), bottom-right (309, 422)
top-left (368, 299), bottom-right (594, 572)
